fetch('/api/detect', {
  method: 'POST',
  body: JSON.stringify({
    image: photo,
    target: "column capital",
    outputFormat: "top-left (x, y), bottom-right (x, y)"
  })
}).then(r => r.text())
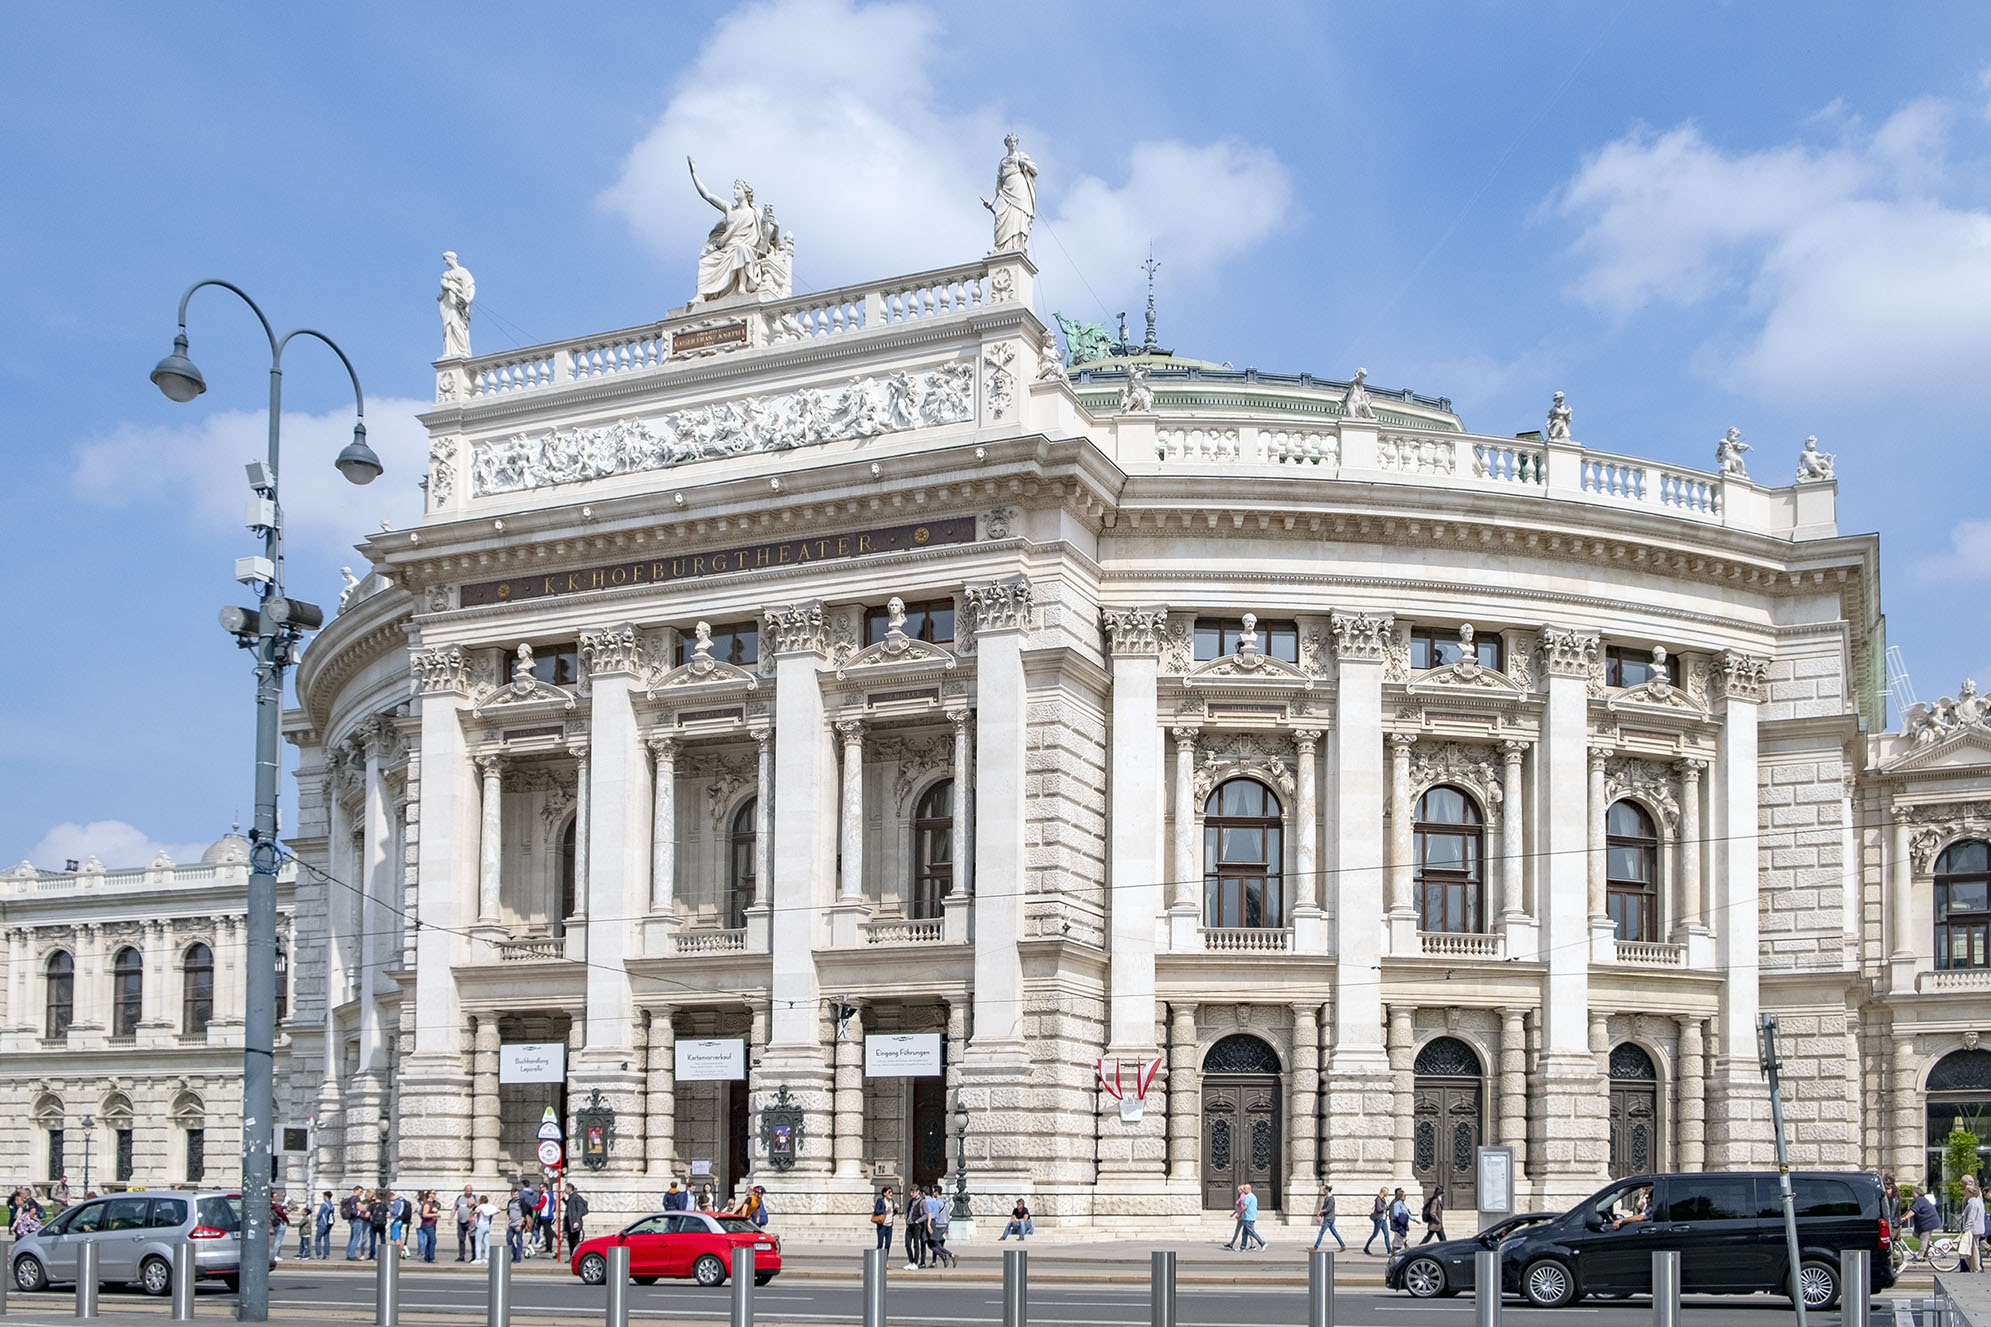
top-left (963, 574), bottom-right (1033, 636)
top-left (1674, 756), bottom-right (1708, 780)
top-left (1890, 804), bottom-right (1913, 825)
top-left (763, 600), bottom-right (830, 655)
top-left (1588, 744), bottom-right (1613, 770)
top-left (835, 718), bottom-right (865, 745)
top-left (475, 753), bottom-right (504, 778)
top-left (1171, 725), bottom-right (1200, 748)
top-left (950, 709), bottom-right (973, 735)
top-left (567, 742), bottom-right (590, 764)
top-left (1389, 732), bottom-right (1418, 757)
top-left (1501, 737), bottom-right (1529, 764)
top-left (753, 727), bottom-right (774, 755)
top-left (1101, 605), bottom-right (1170, 656)
top-left (579, 622), bottom-right (645, 678)
top-left (1328, 611), bottom-right (1394, 662)
top-left (410, 644), bottom-right (470, 696)
top-left (648, 736), bottom-right (681, 762)
top-left (1538, 624), bottom-right (1602, 677)
top-left (1712, 649), bottom-right (1770, 703)
top-left (1291, 726), bottom-right (1323, 754)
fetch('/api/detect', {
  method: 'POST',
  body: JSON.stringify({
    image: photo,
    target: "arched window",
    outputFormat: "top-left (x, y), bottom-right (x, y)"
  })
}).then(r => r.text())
top-left (1203, 779), bottom-right (1285, 929)
top-left (1935, 840), bottom-right (1990, 970)
top-left (112, 947), bottom-right (143, 1038)
top-left (726, 798), bottom-right (757, 931)
top-left (557, 819), bottom-right (577, 937)
top-left (1606, 801), bottom-right (1659, 942)
top-left (183, 943), bottom-right (213, 1035)
top-left (912, 780), bottom-right (954, 921)
top-left (1415, 786), bottom-right (1485, 933)
top-left (274, 940), bottom-right (289, 1023)
top-left (45, 951), bottom-right (74, 1039)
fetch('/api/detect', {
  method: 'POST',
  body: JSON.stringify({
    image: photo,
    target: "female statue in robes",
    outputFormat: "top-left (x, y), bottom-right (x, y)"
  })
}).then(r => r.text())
top-left (438, 252), bottom-right (475, 359)
top-left (984, 133), bottom-right (1038, 255)
top-left (689, 157), bottom-right (766, 301)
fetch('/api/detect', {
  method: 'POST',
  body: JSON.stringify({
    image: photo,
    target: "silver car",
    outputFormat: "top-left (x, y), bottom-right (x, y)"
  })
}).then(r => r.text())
top-left (10, 1190), bottom-right (271, 1296)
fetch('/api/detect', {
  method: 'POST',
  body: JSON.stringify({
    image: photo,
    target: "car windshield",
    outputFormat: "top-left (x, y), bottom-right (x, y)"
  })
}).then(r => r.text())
top-left (1493, 1215), bottom-right (1554, 1239)
top-left (716, 1217), bottom-right (758, 1234)
top-left (196, 1196), bottom-right (243, 1232)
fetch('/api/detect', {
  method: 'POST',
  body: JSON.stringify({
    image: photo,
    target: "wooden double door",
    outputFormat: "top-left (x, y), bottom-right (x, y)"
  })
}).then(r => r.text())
top-left (1201, 1077), bottom-right (1282, 1210)
top-left (1412, 1078), bottom-right (1481, 1213)
top-left (1608, 1081), bottom-right (1658, 1178)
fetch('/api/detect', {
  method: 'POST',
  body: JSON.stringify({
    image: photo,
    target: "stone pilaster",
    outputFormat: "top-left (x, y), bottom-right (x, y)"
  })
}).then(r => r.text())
top-left (1676, 1016), bottom-right (1705, 1171)
top-left (1707, 650), bottom-right (1771, 1169)
top-left (1499, 1006), bottom-right (1529, 1172)
top-left (1105, 607), bottom-right (1166, 1050)
top-left (1166, 1004), bottom-right (1199, 1182)
top-left (833, 1007), bottom-right (864, 1178)
top-left (1288, 1003), bottom-right (1322, 1217)
top-left (645, 1009), bottom-right (677, 1181)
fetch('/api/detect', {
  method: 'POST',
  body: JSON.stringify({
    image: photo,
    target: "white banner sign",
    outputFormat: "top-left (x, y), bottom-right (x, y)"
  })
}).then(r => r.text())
top-left (677, 1038), bottom-right (746, 1082)
top-left (499, 1043), bottom-right (566, 1084)
top-left (864, 1032), bottom-right (943, 1078)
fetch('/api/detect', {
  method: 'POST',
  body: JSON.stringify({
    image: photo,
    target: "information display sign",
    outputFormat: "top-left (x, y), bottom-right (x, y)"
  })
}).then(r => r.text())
top-left (677, 1038), bottom-right (747, 1082)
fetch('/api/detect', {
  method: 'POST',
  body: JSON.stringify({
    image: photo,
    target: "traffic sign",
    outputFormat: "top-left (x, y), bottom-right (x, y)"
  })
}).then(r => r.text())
top-left (537, 1106), bottom-right (563, 1141)
top-left (537, 1139), bottom-right (563, 1167)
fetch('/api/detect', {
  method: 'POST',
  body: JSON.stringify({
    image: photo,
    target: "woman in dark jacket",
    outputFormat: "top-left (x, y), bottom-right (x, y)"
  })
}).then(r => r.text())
top-left (1419, 1183), bottom-right (1446, 1243)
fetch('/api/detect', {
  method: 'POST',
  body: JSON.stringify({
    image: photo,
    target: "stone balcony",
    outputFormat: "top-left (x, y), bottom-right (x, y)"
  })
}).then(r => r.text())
top-left (1615, 939), bottom-right (1687, 968)
top-left (1200, 927), bottom-right (1292, 953)
top-left (1419, 930), bottom-right (1505, 960)
top-left (1916, 967), bottom-right (1991, 994)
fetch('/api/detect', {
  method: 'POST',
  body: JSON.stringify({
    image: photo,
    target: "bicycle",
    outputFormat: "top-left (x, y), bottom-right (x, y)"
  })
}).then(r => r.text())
top-left (1892, 1231), bottom-right (1962, 1274)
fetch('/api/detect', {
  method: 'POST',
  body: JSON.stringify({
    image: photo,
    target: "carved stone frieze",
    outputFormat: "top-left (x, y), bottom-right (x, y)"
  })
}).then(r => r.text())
top-left (1408, 741), bottom-right (1504, 820)
top-left (428, 437), bottom-right (457, 510)
top-left (983, 506), bottom-right (1019, 541)
top-left (683, 750), bottom-right (757, 827)
top-left (1329, 612), bottom-right (1394, 664)
top-left (469, 362), bottom-right (975, 497)
top-left (763, 601), bottom-right (829, 656)
top-left (874, 733), bottom-right (952, 804)
top-left (579, 623), bottom-right (644, 678)
top-left (425, 584), bottom-right (455, 614)
top-left (1192, 732), bottom-right (1298, 801)
top-left (1901, 680), bottom-right (1990, 748)
top-left (1603, 756), bottom-right (1681, 830)
top-left (1504, 634), bottom-right (1538, 691)
top-left (1904, 801), bottom-right (1991, 873)
top-left (1537, 626), bottom-right (1601, 682)
top-left (410, 645), bottom-right (470, 697)
top-left (1102, 606), bottom-right (1170, 657)
top-left (1712, 650), bottom-right (1770, 704)
top-left (962, 575), bottom-right (1032, 637)
top-left (1162, 617), bottom-right (1195, 673)
top-left (983, 342), bottom-right (1017, 422)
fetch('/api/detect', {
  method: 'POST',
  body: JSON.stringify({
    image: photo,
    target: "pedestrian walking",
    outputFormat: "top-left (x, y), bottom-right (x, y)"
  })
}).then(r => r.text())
top-left (472, 1194), bottom-right (496, 1265)
top-left (48, 1176), bottom-right (70, 1214)
top-left (873, 1186), bottom-right (896, 1251)
top-left (454, 1186), bottom-right (477, 1261)
top-left (1419, 1183), bottom-right (1446, 1244)
top-left (1236, 1184), bottom-right (1266, 1251)
top-left (1312, 1185), bottom-right (1345, 1251)
top-left (270, 1193), bottom-right (291, 1262)
top-left (924, 1190), bottom-right (957, 1268)
top-left (1363, 1188), bottom-right (1390, 1254)
top-left (1961, 1175), bottom-right (1985, 1274)
top-left (563, 1185), bottom-right (589, 1251)
top-left (506, 1188), bottom-right (527, 1263)
top-left (367, 1190), bottom-right (390, 1259)
top-left (904, 1184), bottom-right (929, 1269)
top-left (10, 1187), bottom-right (45, 1239)
top-left (1224, 1185), bottom-right (1247, 1249)
top-left (387, 1189), bottom-right (409, 1257)
top-left (342, 1187), bottom-right (366, 1259)
top-left (1388, 1188), bottom-right (1411, 1254)
top-left (313, 1192), bottom-right (334, 1260)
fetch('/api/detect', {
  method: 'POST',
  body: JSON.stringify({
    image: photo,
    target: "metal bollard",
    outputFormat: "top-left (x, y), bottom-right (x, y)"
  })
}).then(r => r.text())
top-left (1, 1236), bottom-right (9, 1314)
top-left (375, 1238), bottom-right (400, 1326)
top-left (863, 1248), bottom-right (888, 1327)
top-left (1843, 1250), bottom-right (1870, 1327)
top-left (1308, 1249), bottom-right (1335, 1327)
top-left (1893, 1298), bottom-right (1917, 1327)
top-left (1150, 1250), bottom-right (1177, 1327)
top-left (1652, 1250), bottom-right (1680, 1327)
top-left (75, 1239), bottom-right (99, 1319)
top-left (1004, 1249), bottom-right (1028, 1327)
top-left (487, 1247), bottom-right (511, 1327)
top-left (730, 1246), bottom-right (755, 1327)
top-left (605, 1244), bottom-right (631, 1327)
top-left (1476, 1249), bottom-right (1501, 1327)
top-left (172, 1242), bottom-right (197, 1321)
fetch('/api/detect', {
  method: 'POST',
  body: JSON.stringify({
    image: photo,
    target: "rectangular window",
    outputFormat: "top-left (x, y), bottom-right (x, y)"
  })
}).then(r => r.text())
top-left (48, 1128), bottom-right (64, 1181)
top-left (1409, 626), bottom-right (1502, 672)
top-left (1192, 617), bottom-right (1299, 664)
top-left (1793, 1178), bottom-right (1861, 1218)
top-left (1661, 1176), bottom-right (1752, 1222)
top-left (524, 645), bottom-right (582, 687)
top-left (1604, 646), bottom-right (1659, 688)
top-left (674, 621), bottom-right (760, 667)
top-left (864, 599), bottom-right (955, 647)
top-left (115, 1128), bottom-right (134, 1183)
top-left (186, 1129), bottom-right (205, 1184)
top-left (1936, 880), bottom-right (1991, 969)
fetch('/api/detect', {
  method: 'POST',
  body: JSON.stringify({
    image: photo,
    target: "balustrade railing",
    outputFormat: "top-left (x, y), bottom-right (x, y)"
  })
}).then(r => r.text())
top-left (495, 935), bottom-right (564, 962)
top-left (1658, 469), bottom-right (1720, 515)
top-left (1581, 455), bottom-right (1646, 501)
top-left (1615, 939), bottom-right (1686, 967)
top-left (676, 928), bottom-right (748, 956)
top-left (1419, 930), bottom-right (1505, 959)
top-left (1473, 442), bottom-right (1545, 485)
top-left (1377, 433), bottom-right (1457, 474)
top-left (863, 917), bottom-right (947, 945)
top-left (1918, 967), bottom-right (1991, 993)
top-left (1201, 927), bottom-right (1292, 952)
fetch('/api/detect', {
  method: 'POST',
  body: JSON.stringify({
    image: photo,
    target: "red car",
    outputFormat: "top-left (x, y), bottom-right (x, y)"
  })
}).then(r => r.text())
top-left (571, 1212), bottom-right (780, 1288)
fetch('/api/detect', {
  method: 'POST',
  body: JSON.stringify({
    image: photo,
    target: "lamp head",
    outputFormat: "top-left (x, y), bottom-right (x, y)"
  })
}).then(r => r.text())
top-left (335, 422), bottom-right (383, 486)
top-left (150, 333), bottom-right (206, 403)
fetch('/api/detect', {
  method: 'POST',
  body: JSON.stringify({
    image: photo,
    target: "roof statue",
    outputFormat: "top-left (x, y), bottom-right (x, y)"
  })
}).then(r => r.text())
top-left (1546, 390), bottom-right (1572, 441)
top-left (1053, 313), bottom-right (1114, 367)
top-left (1118, 363), bottom-right (1154, 414)
top-left (687, 157), bottom-right (793, 302)
top-left (1795, 435), bottom-right (1835, 483)
top-left (438, 251), bottom-right (475, 360)
top-left (983, 133), bottom-right (1037, 256)
top-left (1342, 367), bottom-right (1376, 420)
top-left (1902, 679), bottom-right (1988, 745)
top-left (1715, 426), bottom-right (1750, 479)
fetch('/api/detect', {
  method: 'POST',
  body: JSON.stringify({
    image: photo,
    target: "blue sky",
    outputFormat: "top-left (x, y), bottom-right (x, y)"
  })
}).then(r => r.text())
top-left (5, 2), bottom-right (1989, 868)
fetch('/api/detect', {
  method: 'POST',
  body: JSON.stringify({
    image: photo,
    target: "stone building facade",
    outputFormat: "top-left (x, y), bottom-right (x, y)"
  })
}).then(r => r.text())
top-left (0, 836), bottom-right (301, 1197)
top-left (271, 237), bottom-right (1990, 1230)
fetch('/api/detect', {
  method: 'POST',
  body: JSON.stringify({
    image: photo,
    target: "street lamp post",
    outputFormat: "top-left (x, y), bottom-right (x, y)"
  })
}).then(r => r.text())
top-left (950, 1102), bottom-right (971, 1222)
top-left (152, 281), bottom-right (380, 1324)
top-left (81, 1113), bottom-right (94, 1195)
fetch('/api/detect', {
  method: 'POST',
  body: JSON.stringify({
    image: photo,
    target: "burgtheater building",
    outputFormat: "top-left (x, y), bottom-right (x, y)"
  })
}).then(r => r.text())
top-left (278, 156), bottom-right (1991, 1229)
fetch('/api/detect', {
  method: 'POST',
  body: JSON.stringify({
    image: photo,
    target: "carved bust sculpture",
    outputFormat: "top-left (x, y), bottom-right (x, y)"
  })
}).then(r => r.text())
top-left (512, 643), bottom-right (535, 687)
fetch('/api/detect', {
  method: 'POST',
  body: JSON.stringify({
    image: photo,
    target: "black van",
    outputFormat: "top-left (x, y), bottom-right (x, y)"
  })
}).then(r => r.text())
top-left (1500, 1171), bottom-right (1895, 1309)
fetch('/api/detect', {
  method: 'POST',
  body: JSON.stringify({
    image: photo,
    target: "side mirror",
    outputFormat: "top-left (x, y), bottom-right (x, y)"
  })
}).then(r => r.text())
top-left (1583, 1212), bottom-right (1606, 1231)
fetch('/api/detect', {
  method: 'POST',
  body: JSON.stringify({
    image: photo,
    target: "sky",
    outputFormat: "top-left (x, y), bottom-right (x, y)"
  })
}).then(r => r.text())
top-left (4, 2), bottom-right (1990, 869)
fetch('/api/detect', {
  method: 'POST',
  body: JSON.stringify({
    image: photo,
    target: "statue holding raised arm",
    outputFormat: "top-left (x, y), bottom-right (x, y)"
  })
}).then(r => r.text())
top-left (688, 156), bottom-right (768, 302)
top-left (982, 133), bottom-right (1038, 255)
top-left (438, 252), bottom-right (475, 359)
top-left (1715, 426), bottom-right (1750, 479)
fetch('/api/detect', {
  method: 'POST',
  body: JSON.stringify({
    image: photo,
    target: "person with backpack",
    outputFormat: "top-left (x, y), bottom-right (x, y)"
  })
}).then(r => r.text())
top-left (342, 1187), bottom-right (366, 1260)
top-left (663, 1181), bottom-right (689, 1211)
top-left (367, 1190), bottom-right (390, 1259)
top-left (1312, 1185), bottom-right (1345, 1251)
top-left (923, 1189), bottom-right (956, 1268)
top-left (1419, 1183), bottom-right (1446, 1244)
top-left (564, 1185), bottom-right (589, 1251)
top-left (904, 1184), bottom-right (929, 1269)
top-left (386, 1190), bottom-right (410, 1257)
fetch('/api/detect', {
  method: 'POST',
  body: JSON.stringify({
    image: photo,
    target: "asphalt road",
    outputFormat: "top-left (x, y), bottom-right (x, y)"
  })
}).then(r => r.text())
top-left (1, 1265), bottom-right (1898, 1327)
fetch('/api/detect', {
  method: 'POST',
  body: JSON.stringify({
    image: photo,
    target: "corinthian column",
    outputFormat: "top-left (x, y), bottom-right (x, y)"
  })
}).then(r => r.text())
top-left (836, 721), bottom-right (865, 902)
top-left (1587, 746), bottom-right (1609, 922)
top-left (476, 756), bottom-right (503, 923)
top-left (650, 739), bottom-right (678, 914)
top-left (1170, 726), bottom-right (1201, 917)
top-left (1677, 759), bottom-right (1708, 966)
top-left (1293, 729), bottom-right (1322, 910)
top-left (1889, 808), bottom-right (1915, 966)
top-left (1388, 734), bottom-right (1418, 950)
top-left (950, 711), bottom-right (974, 897)
top-left (1500, 741), bottom-right (1526, 919)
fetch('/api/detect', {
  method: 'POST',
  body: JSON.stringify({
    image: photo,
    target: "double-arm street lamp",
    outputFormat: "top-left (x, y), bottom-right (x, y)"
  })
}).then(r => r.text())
top-left (152, 281), bottom-right (381, 1323)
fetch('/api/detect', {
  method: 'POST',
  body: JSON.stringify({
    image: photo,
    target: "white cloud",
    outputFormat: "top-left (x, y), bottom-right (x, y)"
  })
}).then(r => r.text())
top-left (1554, 102), bottom-right (1991, 403)
top-left (600, 0), bottom-right (1289, 306)
top-left (1916, 519), bottom-right (1991, 584)
top-left (22, 821), bottom-right (212, 872)
top-left (72, 397), bottom-right (430, 602)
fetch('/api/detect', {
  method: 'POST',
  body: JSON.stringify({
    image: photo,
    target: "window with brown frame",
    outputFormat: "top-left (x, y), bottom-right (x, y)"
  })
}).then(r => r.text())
top-left (182, 943), bottom-right (213, 1035)
top-left (1203, 778), bottom-right (1286, 928)
top-left (1935, 839), bottom-right (1990, 970)
top-left (675, 621), bottom-right (760, 667)
top-left (912, 780), bottom-right (955, 920)
top-left (865, 600), bottom-right (955, 647)
top-left (112, 947), bottom-right (142, 1038)
top-left (45, 951), bottom-right (73, 1039)
top-left (1606, 801), bottom-right (1659, 941)
top-left (1193, 617), bottom-right (1299, 664)
top-left (1415, 786), bottom-right (1486, 933)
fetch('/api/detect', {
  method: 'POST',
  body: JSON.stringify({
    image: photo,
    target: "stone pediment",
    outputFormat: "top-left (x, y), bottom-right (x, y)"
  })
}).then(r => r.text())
top-left (645, 655), bottom-right (760, 698)
top-left (834, 629), bottom-right (957, 682)
top-left (1407, 660), bottom-right (1526, 700)
top-left (472, 645), bottom-right (577, 717)
top-left (1606, 676), bottom-right (1708, 722)
top-left (1886, 727), bottom-right (1991, 774)
top-left (1183, 651), bottom-right (1313, 690)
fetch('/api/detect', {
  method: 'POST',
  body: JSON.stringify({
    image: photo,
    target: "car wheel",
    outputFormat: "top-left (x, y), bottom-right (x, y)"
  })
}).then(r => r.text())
top-left (1797, 1259), bottom-right (1839, 1310)
top-left (754, 1272), bottom-right (775, 1286)
top-left (633, 1275), bottom-right (658, 1285)
top-left (1402, 1257), bottom-right (1447, 1298)
top-left (577, 1253), bottom-right (607, 1286)
top-left (14, 1256), bottom-right (48, 1294)
top-left (1522, 1259), bottom-right (1576, 1308)
top-left (693, 1254), bottom-right (726, 1288)
top-left (141, 1256), bottom-right (172, 1297)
